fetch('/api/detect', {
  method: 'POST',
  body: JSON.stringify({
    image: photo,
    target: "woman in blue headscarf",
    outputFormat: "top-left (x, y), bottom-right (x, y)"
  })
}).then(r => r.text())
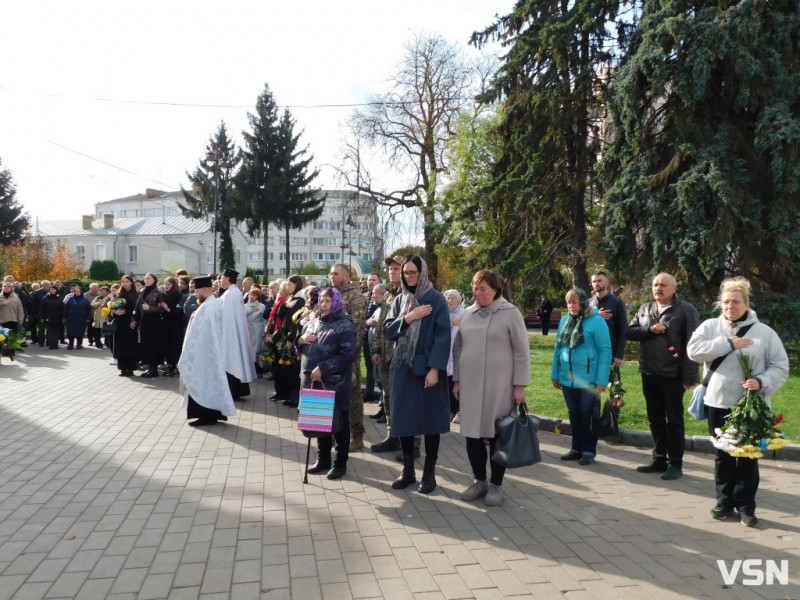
top-left (298, 287), bottom-right (357, 480)
top-left (551, 288), bottom-right (612, 465)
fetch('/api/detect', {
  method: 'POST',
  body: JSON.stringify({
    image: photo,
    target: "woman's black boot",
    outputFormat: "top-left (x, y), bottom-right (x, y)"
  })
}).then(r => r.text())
top-left (418, 456), bottom-right (437, 494)
top-left (392, 453), bottom-right (417, 489)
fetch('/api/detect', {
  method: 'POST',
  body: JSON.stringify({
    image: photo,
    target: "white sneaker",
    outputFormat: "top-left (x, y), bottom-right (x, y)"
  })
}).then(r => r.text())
top-left (451, 413), bottom-right (460, 424)
top-left (484, 483), bottom-right (503, 506)
top-left (460, 480), bottom-right (489, 501)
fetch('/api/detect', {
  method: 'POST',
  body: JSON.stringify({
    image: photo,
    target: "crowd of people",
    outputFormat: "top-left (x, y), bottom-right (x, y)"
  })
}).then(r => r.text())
top-left (1, 265), bottom-right (789, 524)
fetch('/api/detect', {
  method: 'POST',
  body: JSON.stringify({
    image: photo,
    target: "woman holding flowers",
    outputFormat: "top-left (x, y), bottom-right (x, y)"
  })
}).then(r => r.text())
top-left (687, 277), bottom-right (789, 527)
top-left (113, 275), bottom-right (139, 377)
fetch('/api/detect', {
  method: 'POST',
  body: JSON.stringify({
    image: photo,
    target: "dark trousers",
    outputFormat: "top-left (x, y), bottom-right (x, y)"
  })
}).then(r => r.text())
top-left (317, 410), bottom-right (351, 468)
top-left (642, 375), bottom-right (686, 467)
top-left (562, 386), bottom-right (599, 456)
top-left (466, 436), bottom-right (507, 486)
top-left (187, 396), bottom-right (225, 422)
top-left (30, 317), bottom-right (41, 343)
top-left (448, 376), bottom-right (459, 415)
top-left (708, 406), bottom-right (759, 513)
top-left (44, 322), bottom-right (61, 348)
top-left (88, 326), bottom-right (103, 347)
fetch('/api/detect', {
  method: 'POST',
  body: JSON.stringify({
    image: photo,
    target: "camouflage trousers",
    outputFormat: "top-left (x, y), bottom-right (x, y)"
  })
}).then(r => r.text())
top-left (350, 345), bottom-right (364, 442)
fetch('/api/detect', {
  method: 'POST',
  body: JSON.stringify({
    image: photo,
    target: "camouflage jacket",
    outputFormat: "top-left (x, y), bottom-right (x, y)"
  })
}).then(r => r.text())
top-left (371, 284), bottom-right (400, 364)
top-left (339, 281), bottom-right (367, 346)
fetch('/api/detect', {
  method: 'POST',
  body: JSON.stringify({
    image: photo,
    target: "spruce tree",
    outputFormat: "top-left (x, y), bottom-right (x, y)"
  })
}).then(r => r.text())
top-left (473, 0), bottom-right (628, 293)
top-left (237, 84), bottom-right (322, 277)
top-left (601, 0), bottom-right (800, 335)
top-left (0, 158), bottom-right (30, 246)
top-left (180, 122), bottom-right (239, 273)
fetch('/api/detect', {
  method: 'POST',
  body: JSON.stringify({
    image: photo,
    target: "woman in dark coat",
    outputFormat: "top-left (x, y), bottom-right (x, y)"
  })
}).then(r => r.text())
top-left (272, 275), bottom-right (306, 407)
top-left (298, 287), bottom-right (357, 479)
top-left (113, 275), bottom-right (140, 376)
top-left (158, 277), bottom-right (184, 376)
top-left (39, 286), bottom-right (64, 349)
top-left (63, 285), bottom-right (92, 349)
top-left (133, 273), bottom-right (165, 378)
top-left (383, 254), bottom-right (451, 494)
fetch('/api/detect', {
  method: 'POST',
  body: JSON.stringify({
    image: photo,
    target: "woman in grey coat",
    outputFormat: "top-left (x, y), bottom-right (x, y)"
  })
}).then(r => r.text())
top-left (453, 270), bottom-right (531, 506)
top-left (687, 276), bottom-right (789, 527)
top-left (384, 254), bottom-right (451, 494)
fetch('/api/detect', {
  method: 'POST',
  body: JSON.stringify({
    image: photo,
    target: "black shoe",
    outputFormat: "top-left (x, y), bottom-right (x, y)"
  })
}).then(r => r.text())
top-left (307, 460), bottom-right (331, 474)
top-left (711, 505), bottom-right (733, 520)
top-left (636, 461), bottom-right (668, 473)
top-left (739, 511), bottom-right (758, 528)
top-left (368, 409), bottom-right (385, 420)
top-left (67, 344), bottom-right (74, 350)
top-left (560, 451), bottom-right (582, 461)
top-left (49, 345), bottom-right (58, 349)
top-left (392, 472), bottom-right (417, 489)
top-left (418, 477), bottom-right (437, 494)
top-left (327, 466), bottom-right (346, 480)
top-left (119, 371), bottom-right (129, 377)
top-left (371, 437), bottom-right (401, 453)
top-left (188, 419), bottom-right (216, 427)
top-left (140, 372), bottom-right (158, 378)
top-left (76, 345), bottom-right (83, 350)
top-left (376, 415), bottom-right (387, 424)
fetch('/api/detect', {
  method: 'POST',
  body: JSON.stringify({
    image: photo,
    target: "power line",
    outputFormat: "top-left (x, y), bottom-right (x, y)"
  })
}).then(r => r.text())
top-left (45, 140), bottom-right (179, 191)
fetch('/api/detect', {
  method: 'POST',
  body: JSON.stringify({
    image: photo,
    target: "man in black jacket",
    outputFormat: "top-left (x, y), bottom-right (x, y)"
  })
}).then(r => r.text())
top-left (627, 273), bottom-right (699, 481)
top-left (589, 271), bottom-right (627, 373)
top-left (31, 280), bottom-right (51, 346)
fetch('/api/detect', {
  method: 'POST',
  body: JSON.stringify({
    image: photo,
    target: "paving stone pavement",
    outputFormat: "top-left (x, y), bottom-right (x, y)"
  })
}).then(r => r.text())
top-left (1, 345), bottom-right (799, 600)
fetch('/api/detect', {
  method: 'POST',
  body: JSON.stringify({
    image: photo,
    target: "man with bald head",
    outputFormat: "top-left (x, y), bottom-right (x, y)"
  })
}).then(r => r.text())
top-left (627, 273), bottom-right (699, 481)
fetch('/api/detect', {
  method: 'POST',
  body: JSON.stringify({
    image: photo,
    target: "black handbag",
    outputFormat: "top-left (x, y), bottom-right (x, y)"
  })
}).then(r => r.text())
top-left (491, 404), bottom-right (542, 468)
top-left (102, 319), bottom-right (118, 334)
top-left (590, 397), bottom-right (619, 437)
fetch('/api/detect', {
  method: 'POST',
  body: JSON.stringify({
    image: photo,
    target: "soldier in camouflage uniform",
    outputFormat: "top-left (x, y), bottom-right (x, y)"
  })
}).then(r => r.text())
top-left (330, 263), bottom-right (367, 451)
top-left (369, 256), bottom-right (403, 453)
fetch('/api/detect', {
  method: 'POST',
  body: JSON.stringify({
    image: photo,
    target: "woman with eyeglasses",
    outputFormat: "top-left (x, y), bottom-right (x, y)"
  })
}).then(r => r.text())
top-left (383, 254), bottom-right (451, 494)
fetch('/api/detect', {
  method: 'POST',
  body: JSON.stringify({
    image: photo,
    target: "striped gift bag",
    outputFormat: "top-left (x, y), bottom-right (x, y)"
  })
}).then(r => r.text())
top-left (298, 382), bottom-right (337, 435)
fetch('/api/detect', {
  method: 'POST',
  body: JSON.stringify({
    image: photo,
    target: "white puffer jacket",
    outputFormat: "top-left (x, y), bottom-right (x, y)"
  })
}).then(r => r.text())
top-left (687, 310), bottom-right (789, 409)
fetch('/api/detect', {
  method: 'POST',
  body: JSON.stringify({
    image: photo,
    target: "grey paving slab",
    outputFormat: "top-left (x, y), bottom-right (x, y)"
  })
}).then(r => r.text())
top-left (1, 346), bottom-right (800, 599)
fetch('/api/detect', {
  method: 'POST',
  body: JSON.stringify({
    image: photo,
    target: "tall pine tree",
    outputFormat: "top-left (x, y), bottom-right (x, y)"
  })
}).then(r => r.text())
top-left (180, 123), bottom-right (240, 272)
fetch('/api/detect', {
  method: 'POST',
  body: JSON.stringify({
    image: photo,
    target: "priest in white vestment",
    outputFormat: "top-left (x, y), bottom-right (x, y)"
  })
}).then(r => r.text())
top-left (179, 276), bottom-right (236, 426)
top-left (218, 268), bottom-right (257, 398)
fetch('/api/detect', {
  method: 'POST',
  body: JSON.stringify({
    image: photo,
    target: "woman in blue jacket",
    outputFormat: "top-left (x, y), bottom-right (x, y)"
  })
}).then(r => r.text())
top-left (551, 288), bottom-right (612, 465)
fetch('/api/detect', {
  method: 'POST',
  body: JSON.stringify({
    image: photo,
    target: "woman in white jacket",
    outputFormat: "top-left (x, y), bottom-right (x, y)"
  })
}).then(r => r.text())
top-left (687, 277), bottom-right (789, 527)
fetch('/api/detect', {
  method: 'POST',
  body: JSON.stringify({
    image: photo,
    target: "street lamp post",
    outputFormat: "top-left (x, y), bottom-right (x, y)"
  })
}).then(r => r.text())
top-left (345, 215), bottom-right (354, 272)
top-left (204, 152), bottom-right (231, 274)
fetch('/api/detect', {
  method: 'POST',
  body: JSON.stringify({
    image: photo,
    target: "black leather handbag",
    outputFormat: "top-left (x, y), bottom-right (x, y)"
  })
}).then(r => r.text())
top-left (491, 404), bottom-right (542, 468)
top-left (102, 319), bottom-right (118, 334)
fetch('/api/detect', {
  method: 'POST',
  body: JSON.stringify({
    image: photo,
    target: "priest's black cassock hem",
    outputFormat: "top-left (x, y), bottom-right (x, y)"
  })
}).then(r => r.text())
top-left (187, 396), bottom-right (225, 422)
top-left (227, 372), bottom-right (251, 399)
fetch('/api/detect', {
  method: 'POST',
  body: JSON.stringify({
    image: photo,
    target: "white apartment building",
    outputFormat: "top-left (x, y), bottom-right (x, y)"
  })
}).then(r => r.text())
top-left (34, 188), bottom-right (381, 278)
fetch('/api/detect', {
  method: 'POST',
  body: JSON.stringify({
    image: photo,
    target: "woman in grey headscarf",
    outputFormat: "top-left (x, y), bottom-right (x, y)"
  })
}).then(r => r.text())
top-left (383, 254), bottom-right (451, 494)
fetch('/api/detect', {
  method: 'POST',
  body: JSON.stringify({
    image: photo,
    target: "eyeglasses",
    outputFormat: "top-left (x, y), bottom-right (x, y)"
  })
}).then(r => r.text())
top-left (403, 270), bottom-right (419, 276)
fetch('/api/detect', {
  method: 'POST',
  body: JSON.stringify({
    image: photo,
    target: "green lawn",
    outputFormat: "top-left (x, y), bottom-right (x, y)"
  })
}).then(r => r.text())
top-left (359, 333), bottom-right (798, 440)
top-left (524, 333), bottom-right (799, 440)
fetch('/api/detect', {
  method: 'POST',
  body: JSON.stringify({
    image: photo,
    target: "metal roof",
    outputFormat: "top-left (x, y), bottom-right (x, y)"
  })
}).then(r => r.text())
top-left (35, 216), bottom-right (211, 238)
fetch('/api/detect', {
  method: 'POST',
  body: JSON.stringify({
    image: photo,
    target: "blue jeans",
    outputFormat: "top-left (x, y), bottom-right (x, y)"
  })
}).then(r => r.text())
top-left (562, 386), bottom-right (598, 457)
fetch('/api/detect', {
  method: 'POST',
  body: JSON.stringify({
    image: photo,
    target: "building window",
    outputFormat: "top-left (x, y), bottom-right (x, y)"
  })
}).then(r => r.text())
top-left (143, 208), bottom-right (161, 217)
top-left (235, 248), bottom-right (242, 266)
top-left (121, 209), bottom-right (139, 217)
top-left (248, 252), bottom-right (263, 262)
top-left (127, 245), bottom-right (138, 263)
top-left (206, 245), bottom-right (213, 265)
top-left (95, 244), bottom-right (106, 260)
top-left (290, 237), bottom-right (307, 245)
top-left (75, 245), bottom-right (85, 265)
top-left (313, 252), bottom-right (340, 261)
